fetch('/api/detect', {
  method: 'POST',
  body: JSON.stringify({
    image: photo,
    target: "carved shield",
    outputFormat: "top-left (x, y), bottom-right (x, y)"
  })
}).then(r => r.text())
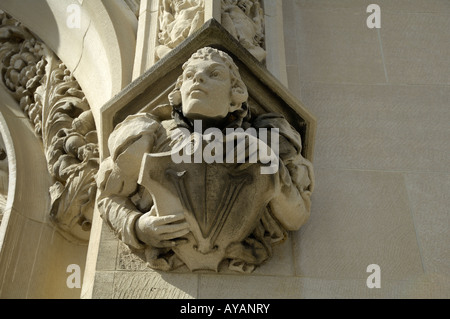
top-left (138, 151), bottom-right (277, 272)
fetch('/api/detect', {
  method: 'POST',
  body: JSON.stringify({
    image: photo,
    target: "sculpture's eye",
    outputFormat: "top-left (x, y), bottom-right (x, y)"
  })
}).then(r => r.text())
top-left (211, 70), bottom-right (220, 78)
top-left (185, 71), bottom-right (194, 80)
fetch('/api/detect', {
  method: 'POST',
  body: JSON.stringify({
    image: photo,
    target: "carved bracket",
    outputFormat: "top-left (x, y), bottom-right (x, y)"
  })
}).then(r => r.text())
top-left (98, 21), bottom-right (316, 273)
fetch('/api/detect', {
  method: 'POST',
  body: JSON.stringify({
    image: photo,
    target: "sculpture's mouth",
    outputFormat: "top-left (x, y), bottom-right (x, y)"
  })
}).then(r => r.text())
top-left (189, 85), bottom-right (206, 95)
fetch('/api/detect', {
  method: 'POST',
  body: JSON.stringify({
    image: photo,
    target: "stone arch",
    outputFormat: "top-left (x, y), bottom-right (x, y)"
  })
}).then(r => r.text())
top-left (0, 85), bottom-right (89, 299)
top-left (0, 1), bottom-right (138, 297)
top-left (0, 0), bottom-right (138, 144)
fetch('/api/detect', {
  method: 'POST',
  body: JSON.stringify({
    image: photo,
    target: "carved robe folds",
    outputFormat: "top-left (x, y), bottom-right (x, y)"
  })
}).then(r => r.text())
top-left (97, 113), bottom-right (314, 273)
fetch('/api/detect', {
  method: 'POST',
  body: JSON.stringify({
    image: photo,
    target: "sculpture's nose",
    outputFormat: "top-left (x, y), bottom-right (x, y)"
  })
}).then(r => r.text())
top-left (193, 71), bottom-right (205, 84)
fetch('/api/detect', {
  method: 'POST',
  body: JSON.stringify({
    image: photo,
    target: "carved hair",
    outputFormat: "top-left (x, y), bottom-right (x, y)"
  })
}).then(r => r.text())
top-left (169, 47), bottom-right (249, 122)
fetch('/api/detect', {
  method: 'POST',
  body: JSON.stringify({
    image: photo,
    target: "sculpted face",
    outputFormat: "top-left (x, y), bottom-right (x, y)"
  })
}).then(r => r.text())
top-left (180, 57), bottom-right (233, 121)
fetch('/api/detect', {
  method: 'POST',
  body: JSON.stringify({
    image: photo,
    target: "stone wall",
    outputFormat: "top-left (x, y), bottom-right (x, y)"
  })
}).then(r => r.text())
top-left (0, 0), bottom-right (448, 299)
top-left (282, 0), bottom-right (450, 298)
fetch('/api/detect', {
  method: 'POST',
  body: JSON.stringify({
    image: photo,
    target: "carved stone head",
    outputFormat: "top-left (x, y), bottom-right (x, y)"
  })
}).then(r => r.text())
top-left (169, 47), bottom-right (249, 125)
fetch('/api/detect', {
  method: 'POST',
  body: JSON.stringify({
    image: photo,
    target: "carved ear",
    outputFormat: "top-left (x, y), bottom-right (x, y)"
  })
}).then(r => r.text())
top-left (230, 85), bottom-right (249, 112)
top-left (168, 88), bottom-right (182, 106)
top-left (169, 75), bottom-right (184, 106)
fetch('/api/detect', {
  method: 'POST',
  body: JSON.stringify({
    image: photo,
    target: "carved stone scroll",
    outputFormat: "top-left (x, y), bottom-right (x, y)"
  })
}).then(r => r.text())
top-left (0, 11), bottom-right (98, 243)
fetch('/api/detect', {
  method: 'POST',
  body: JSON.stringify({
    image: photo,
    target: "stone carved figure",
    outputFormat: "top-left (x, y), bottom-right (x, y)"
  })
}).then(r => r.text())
top-left (156, 0), bottom-right (205, 60)
top-left (221, 0), bottom-right (266, 62)
top-left (97, 47), bottom-right (314, 273)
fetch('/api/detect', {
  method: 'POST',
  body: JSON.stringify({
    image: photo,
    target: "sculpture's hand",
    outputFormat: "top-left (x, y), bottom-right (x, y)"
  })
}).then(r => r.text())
top-left (135, 212), bottom-right (190, 248)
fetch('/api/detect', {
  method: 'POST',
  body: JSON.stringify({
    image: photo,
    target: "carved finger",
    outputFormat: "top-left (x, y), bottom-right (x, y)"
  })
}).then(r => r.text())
top-left (158, 238), bottom-right (189, 248)
top-left (159, 228), bottom-right (190, 241)
top-left (154, 214), bottom-right (186, 226)
top-left (155, 222), bottom-right (190, 235)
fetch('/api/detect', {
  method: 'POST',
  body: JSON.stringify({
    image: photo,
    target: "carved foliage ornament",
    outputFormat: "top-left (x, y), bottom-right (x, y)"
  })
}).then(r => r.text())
top-left (97, 47), bottom-right (314, 273)
top-left (0, 11), bottom-right (98, 243)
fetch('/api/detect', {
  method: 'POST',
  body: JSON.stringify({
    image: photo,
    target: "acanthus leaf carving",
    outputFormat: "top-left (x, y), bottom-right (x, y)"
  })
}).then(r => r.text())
top-left (0, 10), bottom-right (98, 243)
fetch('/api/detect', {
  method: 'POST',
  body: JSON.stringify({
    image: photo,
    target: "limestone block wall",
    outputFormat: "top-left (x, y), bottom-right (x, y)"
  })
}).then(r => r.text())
top-left (282, 0), bottom-right (450, 298)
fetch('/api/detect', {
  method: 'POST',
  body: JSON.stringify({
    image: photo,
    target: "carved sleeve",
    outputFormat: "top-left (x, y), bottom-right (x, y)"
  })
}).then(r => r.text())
top-left (253, 114), bottom-right (315, 231)
top-left (96, 114), bottom-right (162, 249)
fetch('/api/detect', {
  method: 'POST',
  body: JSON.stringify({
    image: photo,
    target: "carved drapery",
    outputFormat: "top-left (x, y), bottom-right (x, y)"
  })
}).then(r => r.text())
top-left (0, 11), bottom-right (98, 243)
